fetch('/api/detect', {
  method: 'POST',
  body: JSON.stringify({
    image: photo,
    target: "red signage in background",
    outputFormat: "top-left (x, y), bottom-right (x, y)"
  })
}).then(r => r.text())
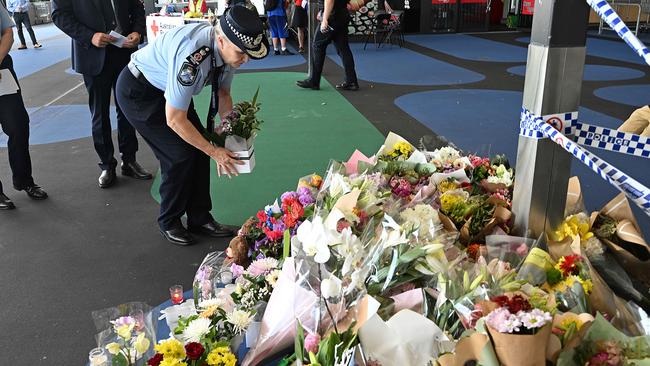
top-left (431, 0), bottom-right (487, 4)
top-left (522, 0), bottom-right (535, 14)
top-left (431, 0), bottom-right (452, 4)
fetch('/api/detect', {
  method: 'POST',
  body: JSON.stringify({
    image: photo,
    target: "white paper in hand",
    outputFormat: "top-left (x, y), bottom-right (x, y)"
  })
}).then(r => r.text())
top-left (108, 31), bottom-right (127, 48)
top-left (0, 69), bottom-right (19, 96)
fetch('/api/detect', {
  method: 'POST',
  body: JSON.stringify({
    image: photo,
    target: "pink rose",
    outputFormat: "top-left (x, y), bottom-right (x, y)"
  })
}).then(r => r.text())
top-left (304, 333), bottom-right (320, 354)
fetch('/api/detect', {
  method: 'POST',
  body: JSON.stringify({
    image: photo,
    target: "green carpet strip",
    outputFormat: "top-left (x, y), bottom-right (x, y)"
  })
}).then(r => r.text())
top-left (151, 72), bottom-right (384, 225)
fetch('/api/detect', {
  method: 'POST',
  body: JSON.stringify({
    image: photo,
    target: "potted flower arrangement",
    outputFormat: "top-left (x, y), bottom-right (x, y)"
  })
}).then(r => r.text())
top-left (204, 87), bottom-right (263, 174)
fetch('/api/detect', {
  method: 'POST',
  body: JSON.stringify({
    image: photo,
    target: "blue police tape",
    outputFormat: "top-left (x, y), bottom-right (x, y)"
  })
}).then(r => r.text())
top-left (575, 122), bottom-right (650, 158)
top-left (522, 108), bottom-right (650, 216)
top-left (520, 108), bottom-right (650, 158)
top-left (587, 0), bottom-right (650, 67)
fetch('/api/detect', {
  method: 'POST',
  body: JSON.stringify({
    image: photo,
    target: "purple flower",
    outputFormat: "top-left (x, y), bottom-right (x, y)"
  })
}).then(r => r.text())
top-left (273, 220), bottom-right (287, 233)
top-left (280, 191), bottom-right (298, 202)
top-left (254, 237), bottom-right (269, 251)
top-left (297, 187), bottom-right (315, 206)
top-left (111, 316), bottom-right (136, 328)
top-left (247, 258), bottom-right (279, 276)
top-left (231, 263), bottom-right (245, 278)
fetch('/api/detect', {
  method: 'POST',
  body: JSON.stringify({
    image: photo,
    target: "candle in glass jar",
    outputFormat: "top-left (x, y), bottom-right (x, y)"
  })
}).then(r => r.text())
top-left (89, 347), bottom-right (108, 366)
top-left (169, 285), bottom-right (184, 304)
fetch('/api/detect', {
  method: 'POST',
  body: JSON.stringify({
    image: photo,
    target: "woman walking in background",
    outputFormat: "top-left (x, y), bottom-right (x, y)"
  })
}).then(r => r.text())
top-left (7, 0), bottom-right (41, 49)
top-left (291, 0), bottom-right (307, 53)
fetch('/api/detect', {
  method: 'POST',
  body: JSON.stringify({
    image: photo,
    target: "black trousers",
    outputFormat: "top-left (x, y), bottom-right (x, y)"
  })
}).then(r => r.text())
top-left (0, 55), bottom-right (35, 192)
top-left (83, 46), bottom-right (138, 170)
top-left (12, 12), bottom-right (38, 46)
top-left (308, 14), bottom-right (358, 86)
top-left (115, 67), bottom-right (213, 231)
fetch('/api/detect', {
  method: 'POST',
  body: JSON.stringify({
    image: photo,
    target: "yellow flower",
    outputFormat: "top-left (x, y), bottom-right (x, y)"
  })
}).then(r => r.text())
top-left (438, 180), bottom-right (458, 193)
top-left (160, 359), bottom-right (188, 366)
top-left (206, 347), bottom-right (237, 366)
top-left (554, 214), bottom-right (595, 241)
top-left (560, 314), bottom-right (585, 330)
top-left (440, 192), bottom-right (464, 213)
top-left (134, 333), bottom-right (151, 355)
top-left (116, 324), bottom-right (133, 341)
top-left (310, 175), bottom-right (323, 188)
top-left (106, 342), bottom-right (121, 355)
top-left (154, 338), bottom-right (185, 360)
top-left (200, 306), bottom-right (219, 319)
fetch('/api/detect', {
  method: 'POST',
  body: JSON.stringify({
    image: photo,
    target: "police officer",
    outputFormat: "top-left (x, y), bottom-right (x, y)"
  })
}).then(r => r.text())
top-left (115, 6), bottom-right (268, 245)
top-left (296, 0), bottom-right (359, 91)
top-left (0, 2), bottom-right (48, 210)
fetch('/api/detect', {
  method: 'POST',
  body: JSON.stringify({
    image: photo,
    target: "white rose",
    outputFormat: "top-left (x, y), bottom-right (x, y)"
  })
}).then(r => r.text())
top-left (321, 276), bottom-right (342, 300)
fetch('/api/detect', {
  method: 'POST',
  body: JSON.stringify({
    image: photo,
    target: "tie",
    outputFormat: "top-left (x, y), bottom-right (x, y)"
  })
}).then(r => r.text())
top-left (207, 64), bottom-right (225, 134)
top-left (100, 0), bottom-right (119, 33)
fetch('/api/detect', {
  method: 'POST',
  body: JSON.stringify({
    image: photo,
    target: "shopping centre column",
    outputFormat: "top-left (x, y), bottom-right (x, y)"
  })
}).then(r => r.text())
top-left (511, 0), bottom-right (590, 238)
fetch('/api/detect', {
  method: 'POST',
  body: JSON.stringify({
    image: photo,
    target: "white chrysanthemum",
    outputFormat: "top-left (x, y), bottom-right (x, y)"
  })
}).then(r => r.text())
top-left (182, 317), bottom-right (212, 343)
top-left (247, 257), bottom-right (279, 276)
top-left (431, 146), bottom-right (461, 165)
top-left (226, 309), bottom-right (254, 334)
top-left (265, 269), bottom-right (281, 288)
top-left (198, 297), bottom-right (225, 310)
top-left (399, 204), bottom-right (440, 239)
top-left (487, 164), bottom-right (513, 186)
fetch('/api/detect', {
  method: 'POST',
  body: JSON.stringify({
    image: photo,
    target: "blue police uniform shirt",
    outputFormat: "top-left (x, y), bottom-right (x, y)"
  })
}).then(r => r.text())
top-left (131, 23), bottom-right (235, 111)
top-left (0, 4), bottom-right (15, 37)
top-left (7, 0), bottom-right (30, 14)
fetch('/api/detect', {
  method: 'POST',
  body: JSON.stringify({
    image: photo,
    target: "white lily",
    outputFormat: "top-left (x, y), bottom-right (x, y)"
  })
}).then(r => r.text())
top-left (295, 216), bottom-right (331, 263)
top-left (381, 228), bottom-right (408, 249)
top-left (328, 173), bottom-right (351, 199)
top-left (321, 275), bottom-right (342, 300)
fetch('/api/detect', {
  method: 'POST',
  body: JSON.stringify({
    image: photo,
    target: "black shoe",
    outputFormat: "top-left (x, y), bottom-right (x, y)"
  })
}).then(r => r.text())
top-left (121, 161), bottom-right (153, 180)
top-left (188, 219), bottom-right (236, 238)
top-left (160, 227), bottom-right (195, 246)
top-left (298, 47), bottom-right (305, 54)
top-left (296, 79), bottom-right (319, 90)
top-left (98, 169), bottom-right (116, 188)
top-left (335, 82), bottom-right (359, 91)
top-left (23, 185), bottom-right (48, 200)
top-left (0, 193), bottom-right (16, 210)
top-left (281, 49), bottom-right (295, 55)
top-left (274, 49), bottom-right (280, 55)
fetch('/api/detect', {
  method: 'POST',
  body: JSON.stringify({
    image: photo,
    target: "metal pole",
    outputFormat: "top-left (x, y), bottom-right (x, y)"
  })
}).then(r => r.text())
top-left (511, 0), bottom-right (590, 238)
top-left (307, 0), bottom-right (318, 76)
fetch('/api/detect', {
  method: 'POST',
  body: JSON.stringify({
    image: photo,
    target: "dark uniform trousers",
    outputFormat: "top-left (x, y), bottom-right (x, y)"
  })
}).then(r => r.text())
top-left (12, 12), bottom-right (38, 46)
top-left (0, 55), bottom-right (35, 192)
top-left (308, 13), bottom-right (358, 86)
top-left (83, 46), bottom-right (138, 170)
top-left (115, 68), bottom-right (212, 231)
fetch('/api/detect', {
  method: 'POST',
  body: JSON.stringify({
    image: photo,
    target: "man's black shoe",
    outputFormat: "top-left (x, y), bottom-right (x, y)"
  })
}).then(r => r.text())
top-left (0, 193), bottom-right (15, 210)
top-left (281, 49), bottom-right (295, 55)
top-left (23, 185), bottom-right (48, 200)
top-left (274, 49), bottom-right (280, 55)
top-left (335, 82), bottom-right (359, 91)
top-left (121, 161), bottom-right (153, 180)
top-left (296, 79), bottom-right (319, 90)
top-left (160, 227), bottom-right (195, 246)
top-left (98, 168), bottom-right (116, 188)
top-left (189, 220), bottom-right (236, 238)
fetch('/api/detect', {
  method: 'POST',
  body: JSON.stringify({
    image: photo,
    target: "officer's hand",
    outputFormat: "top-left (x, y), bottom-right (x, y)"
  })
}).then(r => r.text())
top-left (320, 19), bottom-right (329, 32)
top-left (123, 32), bottom-right (141, 49)
top-left (91, 32), bottom-right (117, 48)
top-left (211, 147), bottom-right (244, 178)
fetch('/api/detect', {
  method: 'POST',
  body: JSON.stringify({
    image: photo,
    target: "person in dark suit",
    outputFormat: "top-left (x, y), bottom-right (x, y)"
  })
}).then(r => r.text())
top-left (52, 0), bottom-right (153, 188)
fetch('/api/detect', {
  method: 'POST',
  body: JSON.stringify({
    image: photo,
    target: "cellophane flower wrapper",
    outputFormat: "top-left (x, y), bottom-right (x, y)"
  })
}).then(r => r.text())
top-left (485, 234), bottom-right (536, 269)
top-left (92, 302), bottom-right (157, 362)
top-left (193, 251), bottom-right (233, 307)
top-left (556, 313), bottom-right (650, 366)
top-left (292, 211), bottom-right (385, 337)
top-left (241, 257), bottom-right (310, 366)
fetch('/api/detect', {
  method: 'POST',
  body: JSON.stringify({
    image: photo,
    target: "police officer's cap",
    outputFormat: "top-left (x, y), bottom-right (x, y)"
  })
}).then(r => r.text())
top-left (219, 6), bottom-right (269, 59)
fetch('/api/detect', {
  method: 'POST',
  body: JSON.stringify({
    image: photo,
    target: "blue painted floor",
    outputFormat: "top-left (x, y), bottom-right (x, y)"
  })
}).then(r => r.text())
top-left (507, 64), bottom-right (645, 81)
top-left (9, 35), bottom-right (71, 79)
top-left (326, 43), bottom-right (485, 85)
top-left (394, 89), bottom-right (650, 224)
top-left (517, 36), bottom-right (649, 65)
top-left (0, 105), bottom-right (117, 147)
top-left (406, 34), bottom-right (527, 62)
top-left (239, 45), bottom-right (305, 70)
top-left (594, 84), bottom-right (650, 107)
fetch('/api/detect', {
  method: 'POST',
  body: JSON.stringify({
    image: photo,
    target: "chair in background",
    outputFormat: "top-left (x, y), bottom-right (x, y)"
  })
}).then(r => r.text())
top-left (363, 10), bottom-right (404, 49)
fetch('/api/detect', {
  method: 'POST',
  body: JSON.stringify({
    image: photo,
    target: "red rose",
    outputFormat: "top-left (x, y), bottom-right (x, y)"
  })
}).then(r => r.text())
top-left (507, 294), bottom-right (532, 313)
top-left (281, 198), bottom-right (304, 228)
top-left (491, 295), bottom-right (509, 308)
top-left (185, 342), bottom-right (205, 360)
top-left (256, 210), bottom-right (268, 228)
top-left (147, 353), bottom-right (164, 366)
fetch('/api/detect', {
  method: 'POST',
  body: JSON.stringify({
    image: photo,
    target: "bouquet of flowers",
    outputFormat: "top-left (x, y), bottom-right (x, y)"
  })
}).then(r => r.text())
top-left (147, 338), bottom-right (237, 366)
top-left (544, 254), bottom-right (593, 313)
top-left (204, 87), bottom-right (263, 173)
top-left (483, 293), bottom-right (555, 366)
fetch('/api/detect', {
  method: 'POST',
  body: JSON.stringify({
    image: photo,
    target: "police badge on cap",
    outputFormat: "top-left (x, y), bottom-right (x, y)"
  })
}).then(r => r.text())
top-left (220, 6), bottom-right (269, 60)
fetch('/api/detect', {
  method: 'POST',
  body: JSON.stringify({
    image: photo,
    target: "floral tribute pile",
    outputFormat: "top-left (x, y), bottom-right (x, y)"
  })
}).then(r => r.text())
top-left (94, 132), bottom-right (650, 366)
